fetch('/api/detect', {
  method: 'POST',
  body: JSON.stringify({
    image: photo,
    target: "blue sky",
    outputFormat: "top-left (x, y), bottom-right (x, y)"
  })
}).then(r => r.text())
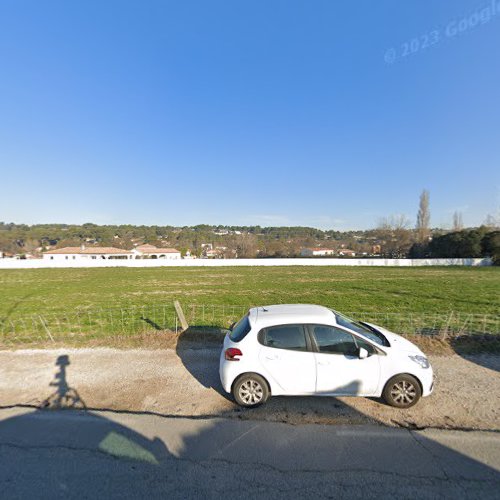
top-left (0, 1), bottom-right (499, 230)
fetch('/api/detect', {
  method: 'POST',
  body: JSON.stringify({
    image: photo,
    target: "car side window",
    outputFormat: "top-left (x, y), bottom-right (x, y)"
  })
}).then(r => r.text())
top-left (311, 325), bottom-right (358, 356)
top-left (261, 325), bottom-right (308, 351)
top-left (353, 335), bottom-right (376, 355)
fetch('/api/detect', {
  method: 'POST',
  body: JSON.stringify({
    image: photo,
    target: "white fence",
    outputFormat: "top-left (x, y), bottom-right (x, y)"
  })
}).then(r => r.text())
top-left (0, 257), bottom-right (492, 269)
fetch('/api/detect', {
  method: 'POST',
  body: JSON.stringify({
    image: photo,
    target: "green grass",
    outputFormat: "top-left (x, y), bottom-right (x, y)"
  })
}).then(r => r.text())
top-left (0, 266), bottom-right (498, 346)
top-left (1, 266), bottom-right (499, 317)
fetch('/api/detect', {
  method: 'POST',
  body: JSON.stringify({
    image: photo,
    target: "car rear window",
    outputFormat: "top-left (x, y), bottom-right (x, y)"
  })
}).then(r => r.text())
top-left (229, 315), bottom-right (251, 342)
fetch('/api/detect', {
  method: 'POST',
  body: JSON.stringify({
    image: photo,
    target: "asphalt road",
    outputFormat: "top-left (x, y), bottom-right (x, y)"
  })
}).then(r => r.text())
top-left (0, 408), bottom-right (499, 499)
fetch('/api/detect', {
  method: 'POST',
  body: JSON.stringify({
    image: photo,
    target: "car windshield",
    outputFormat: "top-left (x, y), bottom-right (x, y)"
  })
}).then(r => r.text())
top-left (331, 310), bottom-right (388, 346)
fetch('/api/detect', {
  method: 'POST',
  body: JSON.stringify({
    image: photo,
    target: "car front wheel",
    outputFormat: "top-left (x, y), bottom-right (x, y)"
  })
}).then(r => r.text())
top-left (383, 374), bottom-right (422, 408)
top-left (233, 373), bottom-right (269, 407)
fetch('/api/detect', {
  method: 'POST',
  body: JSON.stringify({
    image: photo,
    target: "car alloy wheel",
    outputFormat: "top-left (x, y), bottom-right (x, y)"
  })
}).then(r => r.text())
top-left (239, 379), bottom-right (264, 405)
top-left (233, 373), bottom-right (270, 407)
top-left (390, 380), bottom-right (417, 406)
top-left (383, 374), bottom-right (422, 408)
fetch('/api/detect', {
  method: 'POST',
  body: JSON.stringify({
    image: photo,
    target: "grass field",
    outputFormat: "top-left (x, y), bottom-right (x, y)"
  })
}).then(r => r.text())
top-left (0, 266), bottom-right (498, 345)
top-left (1, 266), bottom-right (499, 317)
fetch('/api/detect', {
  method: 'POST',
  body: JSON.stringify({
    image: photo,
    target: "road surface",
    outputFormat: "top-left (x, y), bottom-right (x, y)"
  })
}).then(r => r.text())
top-left (0, 407), bottom-right (498, 499)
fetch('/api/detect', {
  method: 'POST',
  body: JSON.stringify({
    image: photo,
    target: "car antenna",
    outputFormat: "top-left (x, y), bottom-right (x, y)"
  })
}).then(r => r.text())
top-left (261, 306), bottom-right (268, 312)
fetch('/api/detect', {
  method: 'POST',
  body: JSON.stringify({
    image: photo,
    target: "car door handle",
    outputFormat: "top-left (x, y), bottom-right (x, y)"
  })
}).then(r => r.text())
top-left (265, 355), bottom-right (280, 361)
top-left (317, 361), bottom-right (330, 366)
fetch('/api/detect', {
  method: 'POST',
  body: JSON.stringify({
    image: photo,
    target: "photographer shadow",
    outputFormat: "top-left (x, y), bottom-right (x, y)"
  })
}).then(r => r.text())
top-left (41, 355), bottom-right (87, 410)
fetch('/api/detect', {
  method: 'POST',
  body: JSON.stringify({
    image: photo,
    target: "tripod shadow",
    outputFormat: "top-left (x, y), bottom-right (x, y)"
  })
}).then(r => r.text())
top-left (41, 355), bottom-right (87, 410)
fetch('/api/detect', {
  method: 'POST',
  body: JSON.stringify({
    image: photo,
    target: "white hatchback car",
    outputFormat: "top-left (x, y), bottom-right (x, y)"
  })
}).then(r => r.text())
top-left (220, 304), bottom-right (433, 409)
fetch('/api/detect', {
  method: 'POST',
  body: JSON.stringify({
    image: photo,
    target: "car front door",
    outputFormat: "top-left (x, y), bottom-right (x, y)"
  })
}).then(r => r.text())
top-left (309, 324), bottom-right (381, 396)
top-left (258, 324), bottom-right (316, 394)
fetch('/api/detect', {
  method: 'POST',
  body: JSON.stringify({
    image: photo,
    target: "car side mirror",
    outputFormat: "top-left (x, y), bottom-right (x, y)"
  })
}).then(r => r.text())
top-left (358, 347), bottom-right (369, 359)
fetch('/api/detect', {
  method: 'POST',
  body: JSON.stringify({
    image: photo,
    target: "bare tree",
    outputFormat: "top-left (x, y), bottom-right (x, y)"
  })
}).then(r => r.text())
top-left (484, 213), bottom-right (499, 229)
top-left (416, 189), bottom-right (430, 242)
top-left (376, 214), bottom-right (413, 258)
top-left (235, 233), bottom-right (258, 258)
top-left (452, 211), bottom-right (463, 231)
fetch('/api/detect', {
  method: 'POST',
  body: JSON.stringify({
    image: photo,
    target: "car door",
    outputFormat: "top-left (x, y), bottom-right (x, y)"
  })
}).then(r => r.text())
top-left (258, 324), bottom-right (316, 394)
top-left (309, 324), bottom-right (381, 396)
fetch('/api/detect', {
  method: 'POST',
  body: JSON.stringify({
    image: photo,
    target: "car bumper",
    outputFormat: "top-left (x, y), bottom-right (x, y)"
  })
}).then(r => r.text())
top-left (219, 354), bottom-right (240, 394)
top-left (420, 366), bottom-right (434, 397)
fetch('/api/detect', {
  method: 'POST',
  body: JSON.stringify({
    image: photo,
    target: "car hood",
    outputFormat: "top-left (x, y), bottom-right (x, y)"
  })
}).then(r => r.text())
top-left (363, 322), bottom-right (425, 355)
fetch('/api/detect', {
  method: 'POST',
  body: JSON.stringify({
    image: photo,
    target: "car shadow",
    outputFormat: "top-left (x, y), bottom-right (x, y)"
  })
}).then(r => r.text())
top-left (449, 334), bottom-right (500, 372)
top-left (175, 326), bottom-right (229, 397)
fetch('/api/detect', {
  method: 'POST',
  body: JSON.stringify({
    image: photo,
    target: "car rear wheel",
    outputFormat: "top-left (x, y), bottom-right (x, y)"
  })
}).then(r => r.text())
top-left (383, 374), bottom-right (422, 408)
top-left (233, 373), bottom-right (269, 407)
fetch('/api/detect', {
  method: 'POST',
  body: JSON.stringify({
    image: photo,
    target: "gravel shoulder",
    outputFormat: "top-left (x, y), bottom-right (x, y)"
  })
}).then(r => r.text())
top-left (0, 347), bottom-right (499, 430)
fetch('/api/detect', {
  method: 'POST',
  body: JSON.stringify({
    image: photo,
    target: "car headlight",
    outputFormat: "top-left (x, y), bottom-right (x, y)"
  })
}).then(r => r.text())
top-left (408, 354), bottom-right (430, 369)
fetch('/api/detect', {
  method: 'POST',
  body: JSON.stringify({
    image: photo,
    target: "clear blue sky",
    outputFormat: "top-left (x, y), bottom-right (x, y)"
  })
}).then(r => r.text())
top-left (1, 1), bottom-right (499, 230)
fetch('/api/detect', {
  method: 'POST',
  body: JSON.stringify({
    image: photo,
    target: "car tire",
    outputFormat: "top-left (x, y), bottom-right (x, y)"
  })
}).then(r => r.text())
top-left (383, 374), bottom-right (422, 408)
top-left (232, 373), bottom-right (269, 408)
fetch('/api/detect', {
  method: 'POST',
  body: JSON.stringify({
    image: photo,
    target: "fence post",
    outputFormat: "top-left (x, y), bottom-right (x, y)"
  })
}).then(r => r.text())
top-left (173, 301), bottom-right (189, 331)
top-left (39, 315), bottom-right (55, 343)
top-left (440, 312), bottom-right (453, 341)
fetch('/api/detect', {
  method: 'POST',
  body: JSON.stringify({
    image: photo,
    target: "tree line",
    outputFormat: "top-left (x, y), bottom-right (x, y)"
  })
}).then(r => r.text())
top-left (1, 190), bottom-right (498, 261)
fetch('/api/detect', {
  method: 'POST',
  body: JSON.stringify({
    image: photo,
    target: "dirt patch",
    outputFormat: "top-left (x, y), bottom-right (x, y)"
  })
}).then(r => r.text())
top-left (0, 347), bottom-right (498, 430)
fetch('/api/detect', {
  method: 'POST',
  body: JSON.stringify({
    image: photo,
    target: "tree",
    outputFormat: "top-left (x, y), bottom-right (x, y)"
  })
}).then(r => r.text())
top-left (416, 189), bottom-right (430, 242)
top-left (452, 211), bottom-right (463, 231)
top-left (481, 230), bottom-right (500, 265)
top-left (484, 213), bottom-right (499, 229)
top-left (235, 234), bottom-right (258, 258)
top-left (376, 214), bottom-right (413, 258)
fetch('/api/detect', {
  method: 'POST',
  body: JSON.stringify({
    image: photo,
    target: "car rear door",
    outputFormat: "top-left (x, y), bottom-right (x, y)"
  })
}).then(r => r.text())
top-left (308, 324), bottom-right (381, 396)
top-left (258, 324), bottom-right (316, 394)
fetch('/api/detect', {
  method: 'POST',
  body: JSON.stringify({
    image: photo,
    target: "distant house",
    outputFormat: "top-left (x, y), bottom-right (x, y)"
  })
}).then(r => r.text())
top-left (300, 248), bottom-right (336, 257)
top-left (338, 249), bottom-right (356, 257)
top-left (132, 244), bottom-right (181, 259)
top-left (43, 246), bottom-right (133, 260)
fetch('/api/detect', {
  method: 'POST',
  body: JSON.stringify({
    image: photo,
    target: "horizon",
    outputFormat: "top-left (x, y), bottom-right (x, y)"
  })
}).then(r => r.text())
top-left (1, 1), bottom-right (499, 229)
top-left (1, 219), bottom-right (494, 233)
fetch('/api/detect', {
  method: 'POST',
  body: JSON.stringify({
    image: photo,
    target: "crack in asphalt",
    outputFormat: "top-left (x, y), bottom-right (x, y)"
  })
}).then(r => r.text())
top-left (1, 440), bottom-right (499, 486)
top-left (1, 405), bottom-right (499, 433)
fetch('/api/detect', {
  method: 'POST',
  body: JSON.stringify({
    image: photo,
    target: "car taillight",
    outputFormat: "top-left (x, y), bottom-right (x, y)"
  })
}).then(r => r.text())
top-left (225, 348), bottom-right (242, 361)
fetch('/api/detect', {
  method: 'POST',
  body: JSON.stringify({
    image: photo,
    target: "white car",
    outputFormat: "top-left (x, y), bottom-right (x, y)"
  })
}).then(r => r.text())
top-left (219, 304), bottom-right (433, 409)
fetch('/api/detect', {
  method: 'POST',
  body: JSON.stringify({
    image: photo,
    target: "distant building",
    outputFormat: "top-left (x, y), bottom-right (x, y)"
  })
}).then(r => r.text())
top-left (132, 244), bottom-right (181, 259)
top-left (43, 246), bottom-right (133, 261)
top-left (300, 248), bottom-right (336, 257)
top-left (338, 249), bottom-right (356, 257)
top-left (204, 249), bottom-right (220, 258)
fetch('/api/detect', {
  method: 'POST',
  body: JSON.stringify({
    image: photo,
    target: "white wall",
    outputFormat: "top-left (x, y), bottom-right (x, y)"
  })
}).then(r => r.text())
top-left (43, 254), bottom-right (132, 261)
top-left (0, 257), bottom-right (492, 269)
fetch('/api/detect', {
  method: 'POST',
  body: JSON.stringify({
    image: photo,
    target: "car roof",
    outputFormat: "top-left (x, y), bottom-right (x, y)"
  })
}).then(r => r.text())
top-left (248, 304), bottom-right (336, 328)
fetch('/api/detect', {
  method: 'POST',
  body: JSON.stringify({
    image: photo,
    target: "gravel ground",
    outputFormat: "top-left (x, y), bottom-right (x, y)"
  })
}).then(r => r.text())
top-left (0, 347), bottom-right (499, 430)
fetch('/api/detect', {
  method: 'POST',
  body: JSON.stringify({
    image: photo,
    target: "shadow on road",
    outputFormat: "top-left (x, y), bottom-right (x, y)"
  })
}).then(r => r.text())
top-left (450, 335), bottom-right (500, 372)
top-left (41, 355), bottom-right (87, 410)
top-left (0, 351), bottom-right (498, 497)
top-left (175, 326), bottom-right (229, 398)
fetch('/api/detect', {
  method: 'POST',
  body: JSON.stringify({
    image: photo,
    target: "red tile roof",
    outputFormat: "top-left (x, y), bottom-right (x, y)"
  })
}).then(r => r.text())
top-left (44, 247), bottom-right (132, 255)
top-left (135, 246), bottom-right (180, 254)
